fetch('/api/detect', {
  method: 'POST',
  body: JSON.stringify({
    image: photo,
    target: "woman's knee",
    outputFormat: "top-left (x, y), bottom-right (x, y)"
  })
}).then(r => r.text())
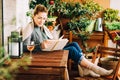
top-left (72, 42), bottom-right (80, 47)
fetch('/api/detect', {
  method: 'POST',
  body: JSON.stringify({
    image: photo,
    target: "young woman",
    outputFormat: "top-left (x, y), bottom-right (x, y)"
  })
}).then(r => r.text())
top-left (22, 4), bottom-right (113, 77)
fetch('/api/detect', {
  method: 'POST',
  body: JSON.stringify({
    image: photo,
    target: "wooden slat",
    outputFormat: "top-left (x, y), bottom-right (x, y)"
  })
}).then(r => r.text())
top-left (97, 46), bottom-right (120, 57)
top-left (18, 67), bottom-right (62, 75)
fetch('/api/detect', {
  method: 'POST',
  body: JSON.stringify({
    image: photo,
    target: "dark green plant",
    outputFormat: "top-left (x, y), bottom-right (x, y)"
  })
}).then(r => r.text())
top-left (54, 1), bottom-right (88, 19)
top-left (45, 21), bottom-right (53, 26)
top-left (67, 17), bottom-right (92, 52)
top-left (29, 0), bottom-right (49, 9)
top-left (67, 17), bottom-right (91, 30)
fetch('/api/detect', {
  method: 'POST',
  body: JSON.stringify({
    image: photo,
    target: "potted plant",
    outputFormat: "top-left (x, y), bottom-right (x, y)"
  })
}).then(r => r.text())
top-left (102, 8), bottom-right (120, 30)
top-left (101, 8), bottom-right (120, 43)
top-left (65, 0), bottom-right (103, 53)
top-left (52, 0), bottom-right (89, 30)
top-left (67, 17), bottom-right (94, 52)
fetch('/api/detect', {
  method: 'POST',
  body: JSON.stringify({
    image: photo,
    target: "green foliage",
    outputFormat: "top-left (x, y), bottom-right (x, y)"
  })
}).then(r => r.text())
top-left (67, 17), bottom-right (92, 50)
top-left (67, 17), bottom-right (91, 31)
top-left (26, 10), bottom-right (32, 17)
top-left (29, 0), bottom-right (49, 9)
top-left (0, 46), bottom-right (31, 80)
top-left (82, 0), bottom-right (103, 19)
top-left (105, 21), bottom-right (120, 30)
top-left (102, 8), bottom-right (119, 22)
top-left (0, 47), bottom-right (4, 60)
top-left (54, 2), bottom-right (87, 19)
top-left (45, 21), bottom-right (53, 26)
top-left (0, 55), bottom-right (31, 80)
top-left (114, 35), bottom-right (120, 41)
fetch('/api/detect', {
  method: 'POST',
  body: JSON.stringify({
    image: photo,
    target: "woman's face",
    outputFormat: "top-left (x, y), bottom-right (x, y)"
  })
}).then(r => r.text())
top-left (33, 12), bottom-right (47, 27)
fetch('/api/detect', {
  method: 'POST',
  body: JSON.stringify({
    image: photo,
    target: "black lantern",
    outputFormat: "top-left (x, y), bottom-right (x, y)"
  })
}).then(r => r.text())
top-left (8, 31), bottom-right (23, 58)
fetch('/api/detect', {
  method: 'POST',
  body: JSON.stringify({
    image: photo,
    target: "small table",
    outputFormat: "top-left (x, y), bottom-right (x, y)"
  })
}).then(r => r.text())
top-left (15, 50), bottom-right (69, 80)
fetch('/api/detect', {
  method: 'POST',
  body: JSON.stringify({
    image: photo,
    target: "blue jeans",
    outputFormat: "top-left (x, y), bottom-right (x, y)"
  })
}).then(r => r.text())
top-left (63, 42), bottom-right (83, 64)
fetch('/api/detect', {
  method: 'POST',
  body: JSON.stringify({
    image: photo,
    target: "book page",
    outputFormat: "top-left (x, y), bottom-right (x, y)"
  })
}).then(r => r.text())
top-left (42, 40), bottom-right (58, 51)
top-left (52, 39), bottom-right (68, 50)
top-left (42, 38), bottom-right (69, 51)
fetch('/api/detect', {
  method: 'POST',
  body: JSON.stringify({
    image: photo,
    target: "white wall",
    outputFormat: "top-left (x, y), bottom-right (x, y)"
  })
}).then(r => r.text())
top-left (16, 0), bottom-right (29, 28)
top-left (110, 0), bottom-right (120, 9)
top-left (0, 0), bottom-right (2, 46)
top-left (110, 0), bottom-right (120, 16)
top-left (3, 0), bottom-right (29, 52)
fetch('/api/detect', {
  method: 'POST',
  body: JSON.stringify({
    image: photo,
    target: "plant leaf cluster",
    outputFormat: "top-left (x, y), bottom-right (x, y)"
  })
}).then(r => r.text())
top-left (105, 21), bottom-right (120, 30)
top-left (82, 0), bottom-right (103, 19)
top-left (67, 17), bottom-right (91, 31)
top-left (102, 8), bottom-right (119, 22)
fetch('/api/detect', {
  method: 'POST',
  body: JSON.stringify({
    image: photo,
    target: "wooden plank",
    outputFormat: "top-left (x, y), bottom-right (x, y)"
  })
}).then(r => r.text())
top-left (60, 50), bottom-right (69, 67)
top-left (18, 67), bottom-right (62, 75)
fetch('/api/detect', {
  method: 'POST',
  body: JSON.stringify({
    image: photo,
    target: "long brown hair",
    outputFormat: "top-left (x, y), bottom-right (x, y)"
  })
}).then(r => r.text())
top-left (33, 4), bottom-right (48, 16)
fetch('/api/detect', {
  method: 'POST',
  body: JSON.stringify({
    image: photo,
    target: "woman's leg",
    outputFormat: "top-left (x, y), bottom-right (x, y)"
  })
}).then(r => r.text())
top-left (64, 42), bottom-right (82, 52)
top-left (80, 57), bottom-right (113, 76)
top-left (63, 46), bottom-right (83, 64)
top-left (64, 42), bottom-right (113, 76)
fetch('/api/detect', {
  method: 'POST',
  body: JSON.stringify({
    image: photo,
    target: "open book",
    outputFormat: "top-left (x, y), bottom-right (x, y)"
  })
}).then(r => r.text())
top-left (42, 35), bottom-right (69, 51)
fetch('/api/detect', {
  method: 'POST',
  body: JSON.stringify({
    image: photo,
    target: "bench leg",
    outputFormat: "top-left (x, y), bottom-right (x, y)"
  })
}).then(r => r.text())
top-left (64, 68), bottom-right (69, 80)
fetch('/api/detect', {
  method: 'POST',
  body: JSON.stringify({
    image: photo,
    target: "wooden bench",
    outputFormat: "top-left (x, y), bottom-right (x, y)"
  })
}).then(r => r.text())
top-left (14, 50), bottom-right (69, 80)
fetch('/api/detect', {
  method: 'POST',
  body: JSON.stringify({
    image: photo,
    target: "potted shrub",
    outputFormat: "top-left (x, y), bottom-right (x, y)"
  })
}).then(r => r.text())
top-left (102, 8), bottom-right (119, 22)
top-left (54, 1), bottom-right (87, 30)
top-left (67, 17), bottom-right (93, 52)
top-left (65, 0), bottom-right (103, 53)
top-left (102, 8), bottom-right (120, 43)
top-left (102, 8), bottom-right (120, 31)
